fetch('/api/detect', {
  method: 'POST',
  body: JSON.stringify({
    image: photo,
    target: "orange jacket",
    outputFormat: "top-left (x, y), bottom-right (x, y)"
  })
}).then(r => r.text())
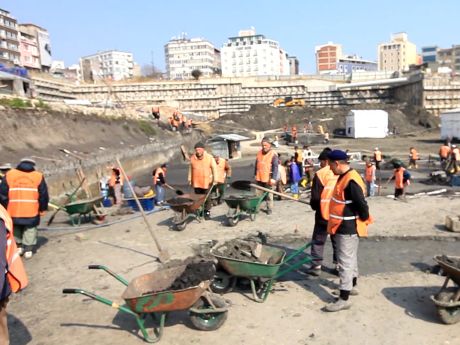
top-left (315, 165), bottom-right (338, 220)
top-left (256, 150), bottom-right (275, 183)
top-left (109, 169), bottom-right (123, 187)
top-left (374, 150), bottom-right (382, 162)
top-left (190, 152), bottom-right (214, 189)
top-left (214, 159), bottom-right (231, 184)
top-left (394, 168), bottom-right (405, 189)
top-left (364, 164), bottom-right (375, 183)
top-left (410, 148), bottom-right (418, 160)
top-left (0, 205), bottom-right (28, 292)
top-left (439, 145), bottom-right (451, 159)
top-left (327, 170), bottom-right (371, 237)
top-left (153, 167), bottom-right (166, 185)
top-left (6, 169), bottom-right (42, 219)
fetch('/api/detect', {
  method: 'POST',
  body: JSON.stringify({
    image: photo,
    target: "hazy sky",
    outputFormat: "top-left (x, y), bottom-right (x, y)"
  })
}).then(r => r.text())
top-left (6, 0), bottom-right (460, 74)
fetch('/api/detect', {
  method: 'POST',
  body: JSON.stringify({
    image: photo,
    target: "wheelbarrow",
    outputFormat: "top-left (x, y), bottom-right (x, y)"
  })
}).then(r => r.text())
top-left (166, 193), bottom-right (208, 231)
top-left (431, 255), bottom-right (460, 324)
top-left (223, 192), bottom-right (268, 227)
top-left (62, 196), bottom-right (104, 226)
top-left (63, 264), bottom-right (229, 343)
top-left (210, 240), bottom-right (314, 302)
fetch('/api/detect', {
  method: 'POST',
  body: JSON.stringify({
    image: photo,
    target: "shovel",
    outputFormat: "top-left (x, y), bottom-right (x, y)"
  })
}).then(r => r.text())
top-left (116, 158), bottom-right (170, 263)
top-left (164, 183), bottom-right (184, 195)
top-left (232, 180), bottom-right (310, 205)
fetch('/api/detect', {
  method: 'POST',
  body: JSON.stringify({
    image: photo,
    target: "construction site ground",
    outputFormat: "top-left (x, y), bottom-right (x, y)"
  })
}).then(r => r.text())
top-left (8, 128), bottom-right (460, 345)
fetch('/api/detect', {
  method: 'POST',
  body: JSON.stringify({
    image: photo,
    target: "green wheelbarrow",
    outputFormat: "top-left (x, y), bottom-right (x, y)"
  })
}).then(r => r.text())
top-left (223, 192), bottom-right (268, 227)
top-left (210, 240), bottom-right (314, 302)
top-left (62, 196), bottom-right (104, 226)
top-left (63, 264), bottom-right (228, 343)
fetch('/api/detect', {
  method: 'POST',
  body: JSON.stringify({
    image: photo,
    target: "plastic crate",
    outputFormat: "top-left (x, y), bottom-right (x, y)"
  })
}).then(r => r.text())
top-left (125, 197), bottom-right (155, 211)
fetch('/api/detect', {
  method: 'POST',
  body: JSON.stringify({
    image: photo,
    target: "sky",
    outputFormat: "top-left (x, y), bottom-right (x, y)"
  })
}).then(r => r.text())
top-left (6, 0), bottom-right (460, 74)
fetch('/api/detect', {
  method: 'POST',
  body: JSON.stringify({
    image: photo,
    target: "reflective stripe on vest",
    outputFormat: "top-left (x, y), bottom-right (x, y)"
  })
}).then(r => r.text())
top-left (191, 152), bottom-right (213, 189)
top-left (0, 205), bottom-right (28, 292)
top-left (256, 150), bottom-right (275, 183)
top-left (327, 169), bottom-right (370, 237)
top-left (315, 166), bottom-right (338, 220)
top-left (215, 159), bottom-right (226, 184)
top-left (6, 169), bottom-right (42, 218)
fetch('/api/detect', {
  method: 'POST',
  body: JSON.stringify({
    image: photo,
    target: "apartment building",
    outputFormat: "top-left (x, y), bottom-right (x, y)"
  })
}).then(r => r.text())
top-left (19, 24), bottom-right (52, 72)
top-left (221, 28), bottom-right (290, 77)
top-left (288, 56), bottom-right (299, 75)
top-left (0, 8), bottom-right (20, 66)
top-left (421, 46), bottom-right (438, 64)
top-left (315, 42), bottom-right (342, 74)
top-left (18, 27), bottom-right (40, 70)
top-left (377, 32), bottom-right (417, 72)
top-left (80, 50), bottom-right (134, 82)
top-left (337, 55), bottom-right (377, 75)
top-left (164, 35), bottom-right (221, 80)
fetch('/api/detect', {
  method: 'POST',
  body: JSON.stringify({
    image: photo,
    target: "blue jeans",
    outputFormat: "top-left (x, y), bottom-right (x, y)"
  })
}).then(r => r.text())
top-left (290, 182), bottom-right (299, 194)
top-left (365, 181), bottom-right (375, 197)
top-left (154, 185), bottom-right (165, 203)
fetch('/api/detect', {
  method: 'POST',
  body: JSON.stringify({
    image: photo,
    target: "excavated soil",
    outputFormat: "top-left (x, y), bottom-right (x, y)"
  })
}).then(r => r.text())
top-left (168, 260), bottom-right (216, 290)
top-left (213, 239), bottom-right (264, 263)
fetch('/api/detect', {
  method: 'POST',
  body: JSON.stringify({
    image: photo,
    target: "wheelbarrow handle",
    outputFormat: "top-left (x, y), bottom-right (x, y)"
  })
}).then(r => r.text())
top-left (88, 264), bottom-right (104, 270)
top-left (62, 288), bottom-right (79, 294)
top-left (87, 264), bottom-right (129, 286)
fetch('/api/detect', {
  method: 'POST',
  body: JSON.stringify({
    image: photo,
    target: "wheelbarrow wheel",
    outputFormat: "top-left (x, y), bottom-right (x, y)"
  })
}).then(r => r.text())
top-left (189, 295), bottom-right (228, 331)
top-left (210, 270), bottom-right (235, 294)
top-left (436, 289), bottom-right (460, 324)
top-left (227, 216), bottom-right (239, 227)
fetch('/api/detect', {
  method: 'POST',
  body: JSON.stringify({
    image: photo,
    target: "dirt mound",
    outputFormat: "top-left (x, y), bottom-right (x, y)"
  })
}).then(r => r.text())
top-left (213, 239), bottom-right (263, 263)
top-left (168, 260), bottom-right (216, 290)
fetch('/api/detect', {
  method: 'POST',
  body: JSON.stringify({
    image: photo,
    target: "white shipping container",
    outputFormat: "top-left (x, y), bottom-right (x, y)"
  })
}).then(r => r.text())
top-left (440, 109), bottom-right (460, 140)
top-left (345, 110), bottom-right (388, 138)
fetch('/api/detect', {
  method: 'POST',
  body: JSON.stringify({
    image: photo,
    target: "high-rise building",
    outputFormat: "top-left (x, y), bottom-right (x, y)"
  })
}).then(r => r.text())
top-left (80, 50), bottom-right (134, 82)
top-left (0, 8), bottom-right (20, 66)
top-left (288, 56), bottom-right (299, 75)
top-left (18, 26), bottom-right (40, 70)
top-left (421, 46), bottom-right (438, 64)
top-left (221, 28), bottom-right (290, 77)
top-left (315, 42), bottom-right (342, 74)
top-left (377, 33), bottom-right (417, 72)
top-left (164, 35), bottom-right (221, 80)
top-left (19, 24), bottom-right (52, 72)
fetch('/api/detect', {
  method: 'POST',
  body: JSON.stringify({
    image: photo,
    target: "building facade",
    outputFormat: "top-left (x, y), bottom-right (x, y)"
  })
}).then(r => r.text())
top-left (288, 56), bottom-right (299, 75)
top-left (315, 42), bottom-right (342, 74)
top-left (377, 32), bottom-right (417, 72)
top-left (80, 50), bottom-right (134, 82)
top-left (19, 24), bottom-right (52, 72)
top-left (422, 46), bottom-right (438, 64)
top-left (0, 8), bottom-right (20, 66)
top-left (337, 55), bottom-right (378, 75)
top-left (221, 28), bottom-right (290, 77)
top-left (18, 27), bottom-right (40, 70)
top-left (436, 45), bottom-right (460, 75)
top-left (164, 35), bottom-right (221, 80)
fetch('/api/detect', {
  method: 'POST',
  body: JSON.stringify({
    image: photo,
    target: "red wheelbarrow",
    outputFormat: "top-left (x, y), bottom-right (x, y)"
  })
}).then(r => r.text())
top-left (63, 264), bottom-right (228, 343)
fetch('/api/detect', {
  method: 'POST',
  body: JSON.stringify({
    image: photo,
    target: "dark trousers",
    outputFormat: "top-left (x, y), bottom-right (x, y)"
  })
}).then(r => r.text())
top-left (311, 222), bottom-right (337, 266)
top-left (194, 188), bottom-right (212, 211)
top-left (394, 188), bottom-right (404, 198)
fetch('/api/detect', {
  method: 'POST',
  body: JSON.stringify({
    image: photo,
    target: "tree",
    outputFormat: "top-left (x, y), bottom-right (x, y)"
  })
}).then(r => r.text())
top-left (191, 69), bottom-right (203, 80)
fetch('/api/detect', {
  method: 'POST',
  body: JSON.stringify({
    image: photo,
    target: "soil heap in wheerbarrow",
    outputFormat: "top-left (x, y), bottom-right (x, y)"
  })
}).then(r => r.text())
top-left (168, 260), bottom-right (216, 290)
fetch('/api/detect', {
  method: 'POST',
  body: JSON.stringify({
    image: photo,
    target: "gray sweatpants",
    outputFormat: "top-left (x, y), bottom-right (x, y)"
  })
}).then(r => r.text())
top-left (336, 234), bottom-right (359, 291)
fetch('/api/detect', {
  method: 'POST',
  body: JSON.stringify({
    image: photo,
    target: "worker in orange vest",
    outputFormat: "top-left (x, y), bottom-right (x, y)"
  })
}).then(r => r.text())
top-left (324, 150), bottom-right (372, 312)
top-left (308, 148), bottom-right (338, 274)
top-left (109, 167), bottom-right (124, 205)
top-left (153, 163), bottom-right (168, 205)
top-left (188, 142), bottom-right (217, 219)
top-left (408, 147), bottom-right (419, 169)
top-left (450, 145), bottom-right (460, 174)
top-left (254, 137), bottom-right (279, 215)
top-left (0, 204), bottom-right (29, 343)
top-left (364, 159), bottom-right (376, 197)
top-left (387, 161), bottom-right (410, 199)
top-left (439, 142), bottom-right (451, 170)
top-left (0, 158), bottom-right (49, 259)
top-left (373, 147), bottom-right (382, 170)
top-left (151, 106), bottom-right (160, 124)
top-left (212, 154), bottom-right (232, 205)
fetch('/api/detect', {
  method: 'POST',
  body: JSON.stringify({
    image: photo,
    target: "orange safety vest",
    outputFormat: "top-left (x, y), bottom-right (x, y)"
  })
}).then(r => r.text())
top-left (394, 167), bottom-right (405, 189)
top-left (439, 145), bottom-right (451, 159)
top-left (109, 169), bottom-right (124, 187)
top-left (6, 169), bottom-right (42, 219)
top-left (315, 165), bottom-right (338, 220)
top-left (256, 150), bottom-right (275, 183)
top-left (296, 149), bottom-right (303, 163)
top-left (364, 164), bottom-right (375, 183)
top-left (190, 152), bottom-right (213, 189)
top-left (410, 148), bottom-right (418, 160)
top-left (153, 167), bottom-right (165, 185)
top-left (214, 159), bottom-right (227, 184)
top-left (327, 170), bottom-right (371, 237)
top-left (374, 150), bottom-right (382, 161)
top-left (0, 205), bottom-right (28, 292)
